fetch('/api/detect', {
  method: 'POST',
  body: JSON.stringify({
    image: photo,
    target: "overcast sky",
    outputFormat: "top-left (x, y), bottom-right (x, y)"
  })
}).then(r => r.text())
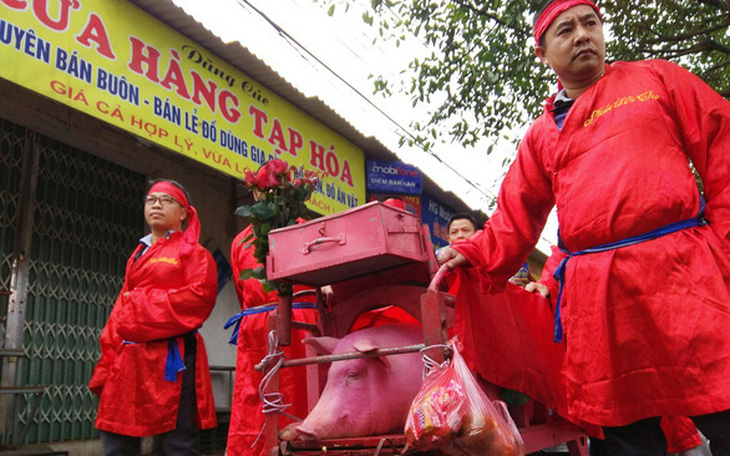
top-left (170, 0), bottom-right (558, 252)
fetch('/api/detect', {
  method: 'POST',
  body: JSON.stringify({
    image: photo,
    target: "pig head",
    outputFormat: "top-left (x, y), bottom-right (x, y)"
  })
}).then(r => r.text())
top-left (290, 323), bottom-right (424, 441)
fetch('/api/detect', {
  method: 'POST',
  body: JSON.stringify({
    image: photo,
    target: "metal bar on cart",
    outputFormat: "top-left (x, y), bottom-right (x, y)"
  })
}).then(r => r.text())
top-left (278, 294), bottom-right (292, 346)
top-left (255, 344), bottom-right (426, 371)
top-left (285, 433), bottom-right (407, 452)
top-left (291, 321), bottom-right (318, 333)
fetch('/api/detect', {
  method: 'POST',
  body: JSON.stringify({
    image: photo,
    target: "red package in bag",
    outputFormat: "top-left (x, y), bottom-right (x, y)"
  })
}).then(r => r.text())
top-left (405, 339), bottom-right (525, 455)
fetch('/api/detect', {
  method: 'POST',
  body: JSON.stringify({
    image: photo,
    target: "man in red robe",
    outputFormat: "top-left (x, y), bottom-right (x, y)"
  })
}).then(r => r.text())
top-left (527, 247), bottom-right (708, 455)
top-left (89, 179), bottom-right (218, 455)
top-left (439, 0), bottom-right (730, 453)
top-left (226, 223), bottom-right (317, 456)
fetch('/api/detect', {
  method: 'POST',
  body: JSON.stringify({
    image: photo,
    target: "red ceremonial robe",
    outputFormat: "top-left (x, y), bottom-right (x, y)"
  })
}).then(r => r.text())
top-left (89, 231), bottom-right (218, 436)
top-left (453, 59), bottom-right (730, 427)
top-left (227, 225), bottom-right (317, 456)
top-left (538, 248), bottom-right (702, 451)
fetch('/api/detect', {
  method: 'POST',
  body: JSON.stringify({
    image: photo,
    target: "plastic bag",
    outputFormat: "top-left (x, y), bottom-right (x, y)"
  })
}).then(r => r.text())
top-left (405, 339), bottom-right (525, 456)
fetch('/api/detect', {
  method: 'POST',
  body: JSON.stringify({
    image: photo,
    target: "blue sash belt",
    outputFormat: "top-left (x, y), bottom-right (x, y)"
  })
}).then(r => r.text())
top-left (165, 330), bottom-right (197, 381)
top-left (552, 206), bottom-right (706, 343)
top-left (124, 330), bottom-right (197, 381)
top-left (224, 302), bottom-right (318, 345)
top-left (165, 338), bottom-right (186, 381)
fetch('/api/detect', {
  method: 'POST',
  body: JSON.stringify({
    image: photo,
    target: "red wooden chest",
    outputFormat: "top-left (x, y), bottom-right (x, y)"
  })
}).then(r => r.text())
top-left (266, 201), bottom-right (431, 285)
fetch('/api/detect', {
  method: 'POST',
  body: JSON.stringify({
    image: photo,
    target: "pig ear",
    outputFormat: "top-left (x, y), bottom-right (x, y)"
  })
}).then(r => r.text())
top-left (352, 341), bottom-right (379, 354)
top-left (352, 341), bottom-right (392, 370)
top-left (303, 336), bottom-right (340, 355)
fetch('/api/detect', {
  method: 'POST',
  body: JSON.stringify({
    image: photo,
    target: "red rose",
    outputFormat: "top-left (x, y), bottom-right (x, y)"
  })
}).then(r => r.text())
top-left (268, 159), bottom-right (288, 175)
top-left (255, 159), bottom-right (289, 189)
top-left (255, 166), bottom-right (270, 189)
top-left (265, 171), bottom-right (282, 189)
top-left (244, 170), bottom-right (257, 188)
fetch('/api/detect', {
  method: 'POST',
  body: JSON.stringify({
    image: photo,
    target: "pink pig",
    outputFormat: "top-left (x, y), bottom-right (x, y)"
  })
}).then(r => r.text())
top-left (284, 323), bottom-right (424, 441)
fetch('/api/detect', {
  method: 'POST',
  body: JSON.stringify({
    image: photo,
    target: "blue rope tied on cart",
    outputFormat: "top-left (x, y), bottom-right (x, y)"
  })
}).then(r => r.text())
top-left (224, 302), bottom-right (317, 345)
top-left (552, 197), bottom-right (706, 343)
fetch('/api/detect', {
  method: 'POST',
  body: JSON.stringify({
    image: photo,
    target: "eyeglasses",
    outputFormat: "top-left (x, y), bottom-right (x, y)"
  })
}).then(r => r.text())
top-left (144, 195), bottom-right (179, 206)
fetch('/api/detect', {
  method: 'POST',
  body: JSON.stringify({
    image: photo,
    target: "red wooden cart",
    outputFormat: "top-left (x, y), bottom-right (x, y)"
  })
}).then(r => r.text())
top-left (257, 201), bottom-right (588, 455)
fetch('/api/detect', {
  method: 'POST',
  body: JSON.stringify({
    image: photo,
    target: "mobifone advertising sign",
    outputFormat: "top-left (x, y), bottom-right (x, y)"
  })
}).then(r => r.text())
top-left (366, 160), bottom-right (422, 195)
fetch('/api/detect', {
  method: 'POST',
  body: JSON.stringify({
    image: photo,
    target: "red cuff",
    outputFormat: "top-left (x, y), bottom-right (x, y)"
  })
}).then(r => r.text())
top-left (451, 239), bottom-right (483, 267)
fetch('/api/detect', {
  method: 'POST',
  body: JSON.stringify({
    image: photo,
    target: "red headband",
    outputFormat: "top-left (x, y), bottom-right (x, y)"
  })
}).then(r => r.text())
top-left (534, 0), bottom-right (601, 44)
top-left (148, 181), bottom-right (200, 253)
top-left (148, 181), bottom-right (189, 207)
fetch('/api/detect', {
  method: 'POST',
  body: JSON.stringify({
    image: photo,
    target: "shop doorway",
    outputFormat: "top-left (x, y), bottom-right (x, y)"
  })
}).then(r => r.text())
top-left (0, 117), bottom-right (144, 445)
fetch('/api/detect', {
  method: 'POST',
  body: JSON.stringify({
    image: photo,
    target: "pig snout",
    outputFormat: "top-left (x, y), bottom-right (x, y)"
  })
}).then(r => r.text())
top-left (294, 424), bottom-right (320, 441)
top-left (295, 406), bottom-right (343, 441)
top-left (294, 385), bottom-right (352, 440)
top-left (278, 422), bottom-right (301, 442)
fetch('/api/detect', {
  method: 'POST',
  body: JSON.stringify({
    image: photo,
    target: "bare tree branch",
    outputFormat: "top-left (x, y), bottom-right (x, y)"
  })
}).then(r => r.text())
top-left (703, 38), bottom-right (730, 55)
top-left (702, 58), bottom-right (730, 75)
top-left (696, 0), bottom-right (730, 13)
top-left (638, 40), bottom-right (715, 58)
top-left (644, 18), bottom-right (730, 45)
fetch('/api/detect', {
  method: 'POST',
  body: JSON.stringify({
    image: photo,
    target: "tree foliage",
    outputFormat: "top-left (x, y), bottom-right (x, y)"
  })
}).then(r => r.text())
top-left (609, 1), bottom-right (730, 98)
top-left (319, 0), bottom-right (730, 150)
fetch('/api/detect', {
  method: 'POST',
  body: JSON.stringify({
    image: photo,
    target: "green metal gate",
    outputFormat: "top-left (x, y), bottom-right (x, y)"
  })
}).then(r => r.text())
top-left (0, 120), bottom-right (25, 346)
top-left (0, 117), bottom-right (145, 444)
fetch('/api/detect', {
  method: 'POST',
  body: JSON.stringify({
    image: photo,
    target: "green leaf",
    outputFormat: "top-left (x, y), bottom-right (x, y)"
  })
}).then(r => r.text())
top-left (259, 223), bottom-right (271, 237)
top-left (261, 279), bottom-right (277, 293)
top-left (251, 266), bottom-right (266, 279)
top-left (236, 233), bottom-right (254, 247)
top-left (249, 201), bottom-right (274, 219)
top-left (239, 266), bottom-right (263, 281)
top-left (234, 205), bottom-right (252, 217)
top-left (293, 185), bottom-right (306, 203)
top-left (254, 243), bottom-right (266, 255)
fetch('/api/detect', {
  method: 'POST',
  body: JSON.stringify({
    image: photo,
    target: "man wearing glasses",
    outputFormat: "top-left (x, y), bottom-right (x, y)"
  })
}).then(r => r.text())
top-left (89, 179), bottom-right (218, 455)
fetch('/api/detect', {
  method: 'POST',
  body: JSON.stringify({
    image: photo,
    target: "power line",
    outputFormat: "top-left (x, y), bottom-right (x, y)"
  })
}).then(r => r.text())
top-left (235, 0), bottom-right (498, 206)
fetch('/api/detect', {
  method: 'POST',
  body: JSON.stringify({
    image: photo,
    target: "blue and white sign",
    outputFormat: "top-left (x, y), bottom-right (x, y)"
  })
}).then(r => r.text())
top-left (366, 160), bottom-right (422, 195)
top-left (421, 194), bottom-right (455, 248)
